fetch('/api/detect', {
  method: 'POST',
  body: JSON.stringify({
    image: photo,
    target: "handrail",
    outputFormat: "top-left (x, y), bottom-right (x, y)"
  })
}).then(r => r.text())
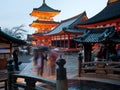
top-left (80, 61), bottom-right (120, 80)
top-left (0, 78), bottom-right (7, 90)
top-left (7, 58), bottom-right (68, 90)
top-left (11, 74), bottom-right (56, 90)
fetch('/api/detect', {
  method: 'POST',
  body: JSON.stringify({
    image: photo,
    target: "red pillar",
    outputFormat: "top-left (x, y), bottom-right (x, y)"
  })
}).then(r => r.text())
top-left (59, 35), bottom-right (61, 48)
top-left (68, 35), bottom-right (70, 49)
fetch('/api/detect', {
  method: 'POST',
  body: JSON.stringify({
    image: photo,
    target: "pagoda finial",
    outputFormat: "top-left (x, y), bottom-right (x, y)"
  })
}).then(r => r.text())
top-left (43, 0), bottom-right (46, 4)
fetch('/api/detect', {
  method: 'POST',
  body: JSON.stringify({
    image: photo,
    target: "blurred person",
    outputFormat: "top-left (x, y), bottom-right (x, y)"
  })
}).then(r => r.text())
top-left (47, 48), bottom-right (60, 75)
top-left (94, 46), bottom-right (104, 61)
top-left (13, 48), bottom-right (19, 71)
top-left (117, 45), bottom-right (120, 59)
top-left (33, 49), bottom-right (45, 76)
top-left (96, 47), bottom-right (103, 61)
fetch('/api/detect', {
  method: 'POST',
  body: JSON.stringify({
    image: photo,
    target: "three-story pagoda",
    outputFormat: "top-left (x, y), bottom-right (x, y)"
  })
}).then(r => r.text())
top-left (30, 0), bottom-right (60, 46)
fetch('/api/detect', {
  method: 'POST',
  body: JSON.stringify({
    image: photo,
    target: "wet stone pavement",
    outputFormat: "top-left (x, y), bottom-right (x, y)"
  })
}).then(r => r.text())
top-left (18, 53), bottom-right (120, 90)
top-left (19, 52), bottom-right (79, 79)
top-left (1, 52), bottom-right (120, 90)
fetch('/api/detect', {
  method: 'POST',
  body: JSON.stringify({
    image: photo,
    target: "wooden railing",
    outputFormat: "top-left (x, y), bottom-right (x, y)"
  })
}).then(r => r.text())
top-left (0, 78), bottom-right (7, 90)
top-left (11, 74), bottom-right (56, 90)
top-left (0, 70), bottom-right (8, 90)
top-left (80, 61), bottom-right (120, 80)
top-left (4, 57), bottom-right (120, 90)
top-left (7, 58), bottom-right (68, 90)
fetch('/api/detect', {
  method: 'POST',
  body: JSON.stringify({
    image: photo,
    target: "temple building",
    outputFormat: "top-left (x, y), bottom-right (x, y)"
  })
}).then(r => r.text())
top-left (30, 0), bottom-right (88, 51)
top-left (73, 0), bottom-right (120, 62)
top-left (44, 11), bottom-right (88, 51)
top-left (30, 0), bottom-right (60, 46)
top-left (78, 0), bottom-right (120, 31)
top-left (0, 27), bottom-right (26, 69)
top-left (30, 0), bottom-right (120, 53)
top-left (33, 11), bottom-right (88, 51)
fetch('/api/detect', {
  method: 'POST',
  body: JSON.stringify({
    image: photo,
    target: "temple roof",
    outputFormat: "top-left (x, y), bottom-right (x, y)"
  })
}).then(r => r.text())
top-left (32, 20), bottom-right (60, 24)
top-left (43, 11), bottom-right (87, 36)
top-left (79, 0), bottom-right (120, 25)
top-left (63, 28), bottom-right (86, 34)
top-left (30, 20), bottom-right (60, 28)
top-left (0, 28), bottom-right (26, 45)
top-left (74, 26), bottom-right (120, 43)
top-left (33, 3), bottom-right (60, 13)
top-left (33, 32), bottom-right (44, 36)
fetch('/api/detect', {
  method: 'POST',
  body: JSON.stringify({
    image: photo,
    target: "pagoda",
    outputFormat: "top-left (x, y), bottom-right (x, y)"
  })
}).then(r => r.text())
top-left (30, 0), bottom-right (60, 46)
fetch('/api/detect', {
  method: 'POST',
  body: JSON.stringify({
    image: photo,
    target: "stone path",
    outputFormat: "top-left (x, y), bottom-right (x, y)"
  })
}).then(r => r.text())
top-left (1, 53), bottom-right (120, 90)
top-left (19, 53), bottom-right (79, 79)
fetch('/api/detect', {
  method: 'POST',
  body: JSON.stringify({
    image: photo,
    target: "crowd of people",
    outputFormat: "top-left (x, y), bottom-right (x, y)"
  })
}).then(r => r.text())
top-left (32, 47), bottom-right (60, 76)
top-left (11, 46), bottom-right (60, 77)
top-left (12, 44), bottom-right (120, 76)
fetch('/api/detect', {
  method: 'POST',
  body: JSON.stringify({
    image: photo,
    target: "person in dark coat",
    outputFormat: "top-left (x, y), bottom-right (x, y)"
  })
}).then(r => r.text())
top-left (13, 49), bottom-right (19, 71)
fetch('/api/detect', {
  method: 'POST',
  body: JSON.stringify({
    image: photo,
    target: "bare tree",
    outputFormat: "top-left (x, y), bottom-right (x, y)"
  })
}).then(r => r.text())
top-left (3, 25), bottom-right (27, 39)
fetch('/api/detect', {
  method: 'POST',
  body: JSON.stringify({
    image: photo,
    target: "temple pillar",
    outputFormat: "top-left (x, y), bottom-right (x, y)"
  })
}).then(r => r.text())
top-left (83, 43), bottom-right (92, 62)
top-left (68, 35), bottom-right (70, 49)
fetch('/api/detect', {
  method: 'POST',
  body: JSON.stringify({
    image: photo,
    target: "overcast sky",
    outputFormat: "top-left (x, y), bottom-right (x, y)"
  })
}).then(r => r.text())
top-left (0, 0), bottom-right (108, 35)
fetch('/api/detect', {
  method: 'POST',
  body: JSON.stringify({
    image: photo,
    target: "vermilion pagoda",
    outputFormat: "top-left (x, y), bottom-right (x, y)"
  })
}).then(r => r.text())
top-left (30, 0), bottom-right (60, 46)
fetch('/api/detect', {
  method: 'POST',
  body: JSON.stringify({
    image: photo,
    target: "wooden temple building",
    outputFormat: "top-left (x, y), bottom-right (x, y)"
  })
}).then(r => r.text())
top-left (30, 0), bottom-right (120, 53)
top-left (78, 0), bottom-right (120, 30)
top-left (30, 0), bottom-right (60, 46)
top-left (72, 0), bottom-right (120, 79)
top-left (42, 11), bottom-right (88, 51)
top-left (0, 28), bottom-right (26, 69)
top-left (73, 0), bottom-right (120, 62)
top-left (30, 0), bottom-right (88, 51)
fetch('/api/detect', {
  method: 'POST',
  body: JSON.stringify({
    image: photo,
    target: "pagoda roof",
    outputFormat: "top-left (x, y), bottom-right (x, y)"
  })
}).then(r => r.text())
top-left (79, 0), bottom-right (120, 25)
top-left (43, 11), bottom-right (87, 36)
top-left (0, 28), bottom-right (26, 45)
top-left (74, 26), bottom-right (120, 43)
top-left (33, 3), bottom-right (60, 13)
top-left (32, 20), bottom-right (60, 24)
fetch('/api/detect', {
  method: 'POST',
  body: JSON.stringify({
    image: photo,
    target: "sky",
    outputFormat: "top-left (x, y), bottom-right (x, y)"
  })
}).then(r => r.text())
top-left (0, 0), bottom-right (108, 36)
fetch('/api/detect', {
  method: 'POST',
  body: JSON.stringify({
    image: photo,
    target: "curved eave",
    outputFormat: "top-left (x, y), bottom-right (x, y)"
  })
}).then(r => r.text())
top-left (63, 28), bottom-right (86, 34)
top-left (0, 29), bottom-right (26, 45)
top-left (69, 11), bottom-right (88, 28)
top-left (44, 12), bottom-right (87, 36)
top-left (79, 1), bottom-right (120, 25)
top-left (44, 28), bottom-right (85, 36)
top-left (33, 20), bottom-right (60, 24)
top-left (32, 32), bottom-right (44, 36)
top-left (30, 22), bottom-right (58, 28)
top-left (30, 10), bottom-right (60, 18)
top-left (44, 29), bottom-right (62, 36)
top-left (74, 26), bottom-right (116, 43)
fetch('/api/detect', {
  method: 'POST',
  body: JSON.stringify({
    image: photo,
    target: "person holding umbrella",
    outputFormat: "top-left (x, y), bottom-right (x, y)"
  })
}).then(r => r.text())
top-left (47, 48), bottom-right (60, 76)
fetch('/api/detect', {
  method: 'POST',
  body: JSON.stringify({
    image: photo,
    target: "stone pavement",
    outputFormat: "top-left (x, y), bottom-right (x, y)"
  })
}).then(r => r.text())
top-left (19, 53), bottom-right (120, 86)
top-left (19, 53), bottom-right (79, 79)
top-left (1, 53), bottom-right (120, 90)
top-left (18, 55), bottom-right (33, 71)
